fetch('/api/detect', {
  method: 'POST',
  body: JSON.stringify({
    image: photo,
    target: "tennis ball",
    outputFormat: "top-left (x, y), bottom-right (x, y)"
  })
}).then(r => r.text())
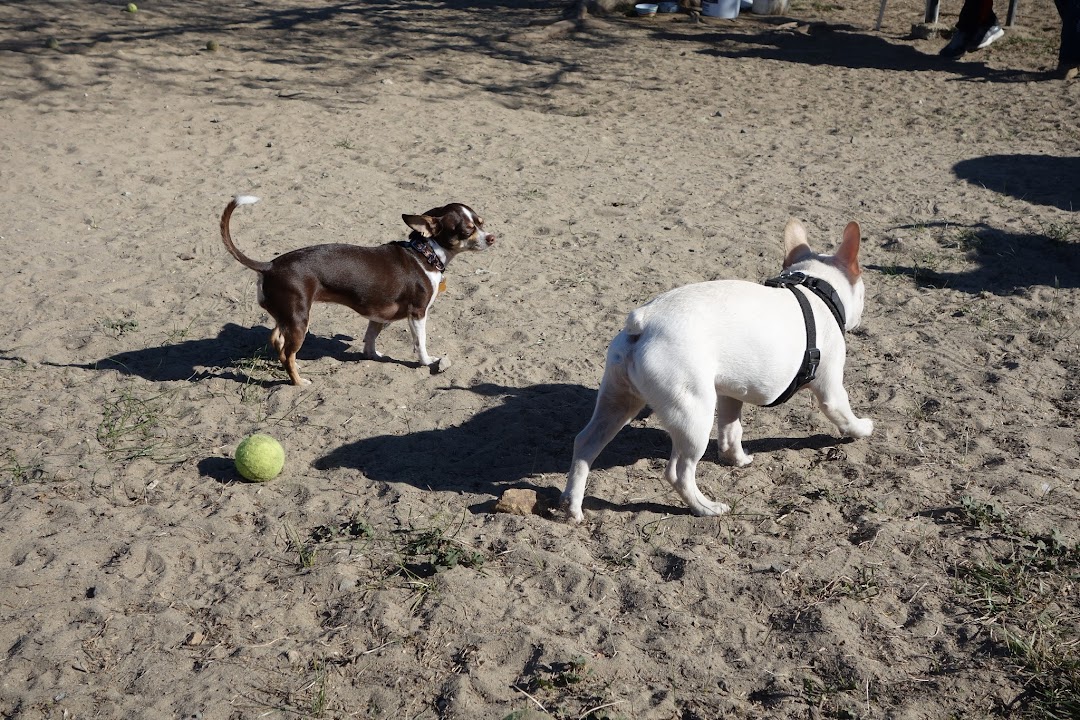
top-left (126, 3), bottom-right (138, 13)
top-left (234, 434), bottom-right (285, 482)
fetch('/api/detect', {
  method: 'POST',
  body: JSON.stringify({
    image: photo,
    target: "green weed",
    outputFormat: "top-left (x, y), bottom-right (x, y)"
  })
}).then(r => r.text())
top-left (285, 523), bottom-right (318, 570)
top-left (96, 389), bottom-right (189, 463)
top-left (101, 317), bottom-right (138, 338)
top-left (399, 525), bottom-right (485, 572)
top-left (1, 449), bottom-right (43, 485)
top-left (950, 499), bottom-right (1080, 719)
top-left (231, 347), bottom-right (283, 401)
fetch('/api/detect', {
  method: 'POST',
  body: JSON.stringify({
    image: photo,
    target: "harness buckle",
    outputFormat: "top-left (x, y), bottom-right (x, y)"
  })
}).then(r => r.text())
top-left (801, 347), bottom-right (821, 383)
top-left (764, 270), bottom-right (807, 288)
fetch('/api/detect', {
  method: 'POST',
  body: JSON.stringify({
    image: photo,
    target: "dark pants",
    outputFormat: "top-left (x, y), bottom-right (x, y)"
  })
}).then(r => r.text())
top-left (1058, 0), bottom-right (1080, 66)
top-left (956, 0), bottom-right (997, 32)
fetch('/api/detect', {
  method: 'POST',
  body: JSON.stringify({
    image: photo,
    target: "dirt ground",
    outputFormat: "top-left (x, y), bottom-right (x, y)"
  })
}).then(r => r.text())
top-left (1, 0), bottom-right (1078, 718)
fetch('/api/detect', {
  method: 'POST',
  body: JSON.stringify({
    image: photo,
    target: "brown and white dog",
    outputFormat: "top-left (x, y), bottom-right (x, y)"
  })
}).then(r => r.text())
top-left (561, 219), bottom-right (872, 521)
top-left (219, 196), bottom-right (495, 385)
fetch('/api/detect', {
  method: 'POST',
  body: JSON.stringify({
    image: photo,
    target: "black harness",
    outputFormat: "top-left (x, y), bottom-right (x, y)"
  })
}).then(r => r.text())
top-left (762, 271), bottom-right (847, 407)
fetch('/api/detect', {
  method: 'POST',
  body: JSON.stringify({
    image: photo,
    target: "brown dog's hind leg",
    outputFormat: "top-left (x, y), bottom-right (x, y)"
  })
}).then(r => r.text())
top-left (269, 327), bottom-right (286, 365)
top-left (277, 322), bottom-right (310, 386)
top-left (362, 320), bottom-right (387, 359)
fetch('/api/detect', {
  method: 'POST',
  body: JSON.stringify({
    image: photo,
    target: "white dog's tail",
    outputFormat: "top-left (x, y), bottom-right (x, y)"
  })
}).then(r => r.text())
top-left (624, 305), bottom-right (652, 338)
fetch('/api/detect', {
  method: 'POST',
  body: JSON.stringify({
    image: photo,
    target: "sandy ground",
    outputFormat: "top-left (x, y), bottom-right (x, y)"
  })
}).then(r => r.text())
top-left (1, 0), bottom-right (1078, 718)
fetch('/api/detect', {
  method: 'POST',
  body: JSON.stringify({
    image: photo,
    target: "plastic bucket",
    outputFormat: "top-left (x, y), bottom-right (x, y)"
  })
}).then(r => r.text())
top-left (751, 0), bottom-right (789, 14)
top-left (702, 0), bottom-right (740, 17)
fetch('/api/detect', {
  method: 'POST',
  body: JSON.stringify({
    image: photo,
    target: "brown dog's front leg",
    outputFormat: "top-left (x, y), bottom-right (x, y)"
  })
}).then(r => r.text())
top-left (407, 315), bottom-right (450, 372)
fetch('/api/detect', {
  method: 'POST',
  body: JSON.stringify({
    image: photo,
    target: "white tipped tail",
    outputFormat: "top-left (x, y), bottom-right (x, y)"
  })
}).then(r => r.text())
top-left (221, 195), bottom-right (270, 272)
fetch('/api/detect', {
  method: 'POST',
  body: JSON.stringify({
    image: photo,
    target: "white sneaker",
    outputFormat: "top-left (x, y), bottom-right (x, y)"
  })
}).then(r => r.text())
top-left (970, 25), bottom-right (1004, 51)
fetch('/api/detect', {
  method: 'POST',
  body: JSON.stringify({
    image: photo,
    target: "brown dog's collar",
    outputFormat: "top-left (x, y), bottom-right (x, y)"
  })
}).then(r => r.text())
top-left (408, 237), bottom-right (445, 273)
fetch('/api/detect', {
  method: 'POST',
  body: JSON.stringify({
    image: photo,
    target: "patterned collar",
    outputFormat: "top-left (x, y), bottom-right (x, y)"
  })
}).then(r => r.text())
top-left (408, 237), bottom-right (445, 273)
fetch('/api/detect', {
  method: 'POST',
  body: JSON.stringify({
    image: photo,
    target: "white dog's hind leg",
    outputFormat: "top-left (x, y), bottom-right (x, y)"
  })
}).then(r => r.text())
top-left (562, 371), bottom-right (645, 522)
top-left (716, 395), bottom-right (753, 467)
top-left (656, 394), bottom-right (731, 517)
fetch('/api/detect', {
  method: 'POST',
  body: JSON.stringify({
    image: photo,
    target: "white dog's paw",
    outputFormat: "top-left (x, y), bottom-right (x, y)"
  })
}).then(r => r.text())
top-left (719, 448), bottom-right (753, 467)
top-left (847, 417), bottom-right (874, 438)
top-left (693, 500), bottom-right (731, 517)
top-left (560, 494), bottom-right (584, 523)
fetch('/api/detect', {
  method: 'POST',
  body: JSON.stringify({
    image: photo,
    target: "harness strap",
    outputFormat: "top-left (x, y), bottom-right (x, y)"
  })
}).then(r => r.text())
top-left (764, 281), bottom-right (820, 407)
top-left (761, 271), bottom-right (846, 407)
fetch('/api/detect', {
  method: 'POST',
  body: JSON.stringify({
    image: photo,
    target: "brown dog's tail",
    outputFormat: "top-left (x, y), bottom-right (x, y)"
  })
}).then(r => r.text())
top-left (220, 195), bottom-right (271, 272)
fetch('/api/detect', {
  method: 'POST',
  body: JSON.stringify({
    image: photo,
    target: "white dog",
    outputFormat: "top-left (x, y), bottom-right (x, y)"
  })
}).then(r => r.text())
top-left (562, 219), bottom-right (873, 521)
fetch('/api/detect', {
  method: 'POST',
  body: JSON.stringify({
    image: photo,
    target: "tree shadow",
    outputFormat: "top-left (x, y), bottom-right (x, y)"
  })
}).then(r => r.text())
top-left (316, 381), bottom-right (854, 515)
top-left (953, 155), bottom-right (1080, 211)
top-left (650, 19), bottom-right (1054, 81)
top-left (1, 0), bottom-right (606, 109)
top-left (8, 1), bottom-right (1051, 119)
top-left (44, 323), bottom-right (376, 385)
top-left (868, 223), bottom-right (1080, 293)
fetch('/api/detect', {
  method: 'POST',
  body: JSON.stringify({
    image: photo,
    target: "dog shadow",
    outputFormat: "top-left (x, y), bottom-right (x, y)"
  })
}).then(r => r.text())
top-left (46, 323), bottom-right (424, 385)
top-left (867, 222), bottom-right (1080, 294)
top-left (315, 382), bottom-right (852, 516)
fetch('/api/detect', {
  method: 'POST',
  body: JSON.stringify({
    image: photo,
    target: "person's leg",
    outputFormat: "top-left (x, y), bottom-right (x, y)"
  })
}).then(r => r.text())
top-left (958, 0), bottom-right (997, 30)
top-left (1056, 0), bottom-right (1080, 74)
top-left (941, 0), bottom-right (1000, 56)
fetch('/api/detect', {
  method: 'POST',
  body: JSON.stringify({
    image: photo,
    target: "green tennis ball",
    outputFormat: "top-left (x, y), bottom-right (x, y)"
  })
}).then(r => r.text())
top-left (234, 434), bottom-right (285, 482)
top-left (126, 3), bottom-right (138, 13)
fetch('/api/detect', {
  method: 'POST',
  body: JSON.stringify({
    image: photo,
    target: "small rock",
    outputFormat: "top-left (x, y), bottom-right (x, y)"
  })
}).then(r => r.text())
top-left (495, 489), bottom-right (550, 516)
top-left (185, 630), bottom-right (207, 647)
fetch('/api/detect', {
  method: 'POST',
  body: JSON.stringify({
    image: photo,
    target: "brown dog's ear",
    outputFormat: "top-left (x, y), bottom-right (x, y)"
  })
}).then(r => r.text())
top-left (782, 218), bottom-right (813, 268)
top-left (403, 213), bottom-right (440, 238)
top-left (835, 221), bottom-right (862, 277)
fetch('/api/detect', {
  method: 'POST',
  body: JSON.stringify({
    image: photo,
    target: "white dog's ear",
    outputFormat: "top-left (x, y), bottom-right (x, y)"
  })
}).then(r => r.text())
top-left (835, 221), bottom-right (862, 277)
top-left (403, 213), bottom-right (439, 237)
top-left (782, 218), bottom-right (813, 268)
